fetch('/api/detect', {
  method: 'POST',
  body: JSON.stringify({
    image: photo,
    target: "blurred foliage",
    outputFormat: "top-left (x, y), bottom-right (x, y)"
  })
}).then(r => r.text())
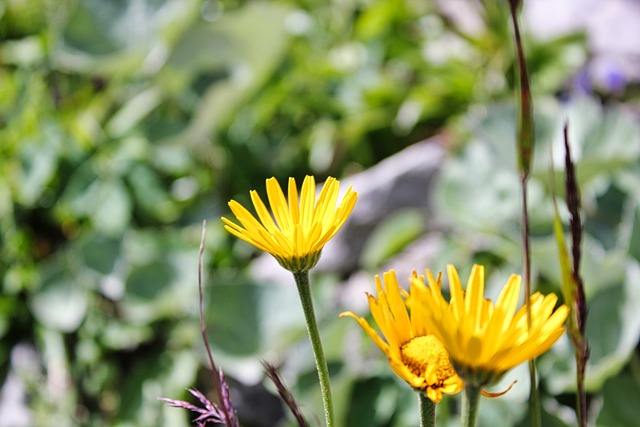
top-left (1, 0), bottom-right (637, 426)
top-left (431, 96), bottom-right (640, 426)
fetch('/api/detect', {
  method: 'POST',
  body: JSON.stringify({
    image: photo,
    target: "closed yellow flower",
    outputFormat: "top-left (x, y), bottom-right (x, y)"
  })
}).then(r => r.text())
top-left (409, 264), bottom-right (569, 386)
top-left (340, 270), bottom-right (464, 402)
top-left (222, 176), bottom-right (357, 273)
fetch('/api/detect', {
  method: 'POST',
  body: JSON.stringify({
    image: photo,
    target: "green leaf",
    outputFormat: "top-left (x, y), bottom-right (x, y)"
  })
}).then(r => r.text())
top-left (0, 296), bottom-right (15, 339)
top-left (91, 179), bottom-right (132, 235)
top-left (125, 261), bottom-right (176, 301)
top-left (100, 321), bottom-right (154, 351)
top-left (345, 377), bottom-right (396, 426)
top-left (106, 88), bottom-right (162, 138)
top-left (64, 173), bottom-right (132, 235)
top-left (434, 141), bottom-right (523, 230)
top-left (79, 236), bottom-right (121, 275)
top-left (626, 202), bottom-right (640, 263)
top-left (119, 242), bottom-right (200, 323)
top-left (30, 269), bottom-right (88, 332)
top-left (596, 373), bottom-right (640, 427)
top-left (17, 134), bottom-right (58, 206)
top-left (126, 164), bottom-right (178, 223)
top-left (165, 2), bottom-right (293, 136)
top-left (206, 280), bottom-right (262, 356)
top-left (360, 209), bottom-right (424, 269)
top-left (63, 0), bottom-right (179, 54)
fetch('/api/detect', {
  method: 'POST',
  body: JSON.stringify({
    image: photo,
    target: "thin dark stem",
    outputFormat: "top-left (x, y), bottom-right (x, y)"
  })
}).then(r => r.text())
top-left (509, 1), bottom-right (534, 177)
top-left (509, 0), bottom-right (540, 424)
top-left (293, 271), bottom-right (335, 427)
top-left (198, 220), bottom-right (233, 426)
top-left (512, 0), bottom-right (533, 331)
top-left (418, 393), bottom-right (436, 427)
top-left (522, 174), bottom-right (541, 427)
top-left (262, 361), bottom-right (309, 427)
top-left (520, 176), bottom-right (532, 327)
top-left (576, 353), bottom-right (587, 427)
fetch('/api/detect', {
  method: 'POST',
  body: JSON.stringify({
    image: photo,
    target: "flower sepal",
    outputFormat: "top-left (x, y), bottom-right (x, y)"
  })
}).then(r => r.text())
top-left (452, 363), bottom-right (506, 389)
top-left (275, 251), bottom-right (322, 273)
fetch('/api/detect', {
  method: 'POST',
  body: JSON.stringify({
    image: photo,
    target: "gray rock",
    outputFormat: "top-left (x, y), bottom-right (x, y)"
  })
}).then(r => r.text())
top-left (317, 137), bottom-right (446, 274)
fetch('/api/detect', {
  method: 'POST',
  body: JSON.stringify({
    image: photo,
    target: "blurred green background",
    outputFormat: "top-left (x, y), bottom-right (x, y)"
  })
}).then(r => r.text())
top-left (1, 0), bottom-right (639, 426)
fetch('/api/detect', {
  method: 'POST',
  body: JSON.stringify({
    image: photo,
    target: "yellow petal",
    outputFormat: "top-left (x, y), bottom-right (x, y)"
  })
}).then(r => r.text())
top-left (266, 177), bottom-right (292, 231)
top-left (299, 176), bottom-right (315, 231)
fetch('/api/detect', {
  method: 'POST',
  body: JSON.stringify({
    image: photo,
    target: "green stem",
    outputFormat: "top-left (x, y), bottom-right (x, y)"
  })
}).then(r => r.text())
top-left (419, 393), bottom-right (436, 427)
top-left (528, 359), bottom-right (541, 427)
top-left (293, 271), bottom-right (335, 427)
top-left (462, 384), bottom-right (481, 427)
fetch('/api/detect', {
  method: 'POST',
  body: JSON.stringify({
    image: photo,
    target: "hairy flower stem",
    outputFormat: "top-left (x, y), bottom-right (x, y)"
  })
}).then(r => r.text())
top-left (293, 271), bottom-right (335, 427)
top-left (419, 393), bottom-right (436, 427)
top-left (462, 385), bottom-right (481, 427)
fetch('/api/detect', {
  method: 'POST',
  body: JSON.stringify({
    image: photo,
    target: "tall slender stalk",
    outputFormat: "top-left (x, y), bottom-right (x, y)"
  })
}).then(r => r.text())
top-left (293, 271), bottom-right (335, 427)
top-left (198, 220), bottom-right (237, 426)
top-left (522, 177), bottom-right (540, 427)
top-left (508, 1), bottom-right (540, 425)
top-left (418, 393), bottom-right (436, 427)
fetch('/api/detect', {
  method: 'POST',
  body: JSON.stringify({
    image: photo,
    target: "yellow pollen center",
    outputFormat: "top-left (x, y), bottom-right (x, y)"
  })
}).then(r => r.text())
top-left (400, 335), bottom-right (457, 387)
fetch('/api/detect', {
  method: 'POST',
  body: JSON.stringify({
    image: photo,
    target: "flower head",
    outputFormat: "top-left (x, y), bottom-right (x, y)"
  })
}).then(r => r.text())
top-left (410, 264), bottom-right (569, 386)
top-left (340, 270), bottom-right (463, 402)
top-left (222, 176), bottom-right (357, 273)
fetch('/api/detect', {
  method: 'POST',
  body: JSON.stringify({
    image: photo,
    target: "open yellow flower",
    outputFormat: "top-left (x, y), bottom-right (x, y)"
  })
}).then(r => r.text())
top-left (410, 264), bottom-right (569, 386)
top-left (340, 270), bottom-right (463, 402)
top-left (222, 176), bottom-right (357, 273)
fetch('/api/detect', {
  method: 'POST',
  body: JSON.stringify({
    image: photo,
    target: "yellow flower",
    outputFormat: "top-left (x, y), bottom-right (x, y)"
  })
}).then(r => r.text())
top-left (222, 176), bottom-right (357, 273)
top-left (340, 270), bottom-right (464, 402)
top-left (410, 264), bottom-right (569, 386)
